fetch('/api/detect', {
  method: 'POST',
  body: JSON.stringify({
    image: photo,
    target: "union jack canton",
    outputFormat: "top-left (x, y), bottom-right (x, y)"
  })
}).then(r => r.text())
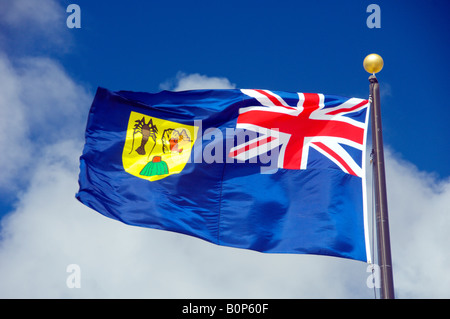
top-left (229, 89), bottom-right (370, 177)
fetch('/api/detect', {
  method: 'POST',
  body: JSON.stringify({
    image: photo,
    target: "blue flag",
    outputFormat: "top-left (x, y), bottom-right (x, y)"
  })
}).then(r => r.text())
top-left (76, 87), bottom-right (371, 262)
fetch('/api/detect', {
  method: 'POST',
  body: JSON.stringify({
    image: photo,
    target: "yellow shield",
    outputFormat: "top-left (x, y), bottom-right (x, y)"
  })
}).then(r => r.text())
top-left (122, 111), bottom-right (198, 182)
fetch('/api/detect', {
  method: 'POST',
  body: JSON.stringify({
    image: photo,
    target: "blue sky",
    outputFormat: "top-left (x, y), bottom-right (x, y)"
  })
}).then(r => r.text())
top-left (60, 0), bottom-right (449, 177)
top-left (0, 0), bottom-right (449, 298)
top-left (7, 0), bottom-right (446, 177)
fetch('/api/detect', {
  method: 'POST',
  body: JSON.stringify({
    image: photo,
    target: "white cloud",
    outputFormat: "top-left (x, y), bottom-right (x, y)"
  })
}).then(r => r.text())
top-left (0, 0), bottom-right (61, 29)
top-left (0, 0), bottom-right (69, 52)
top-left (160, 72), bottom-right (236, 91)
top-left (0, 53), bottom-right (92, 193)
top-left (0, 53), bottom-right (30, 189)
top-left (0, 0), bottom-right (65, 36)
top-left (13, 56), bottom-right (91, 141)
top-left (384, 149), bottom-right (450, 298)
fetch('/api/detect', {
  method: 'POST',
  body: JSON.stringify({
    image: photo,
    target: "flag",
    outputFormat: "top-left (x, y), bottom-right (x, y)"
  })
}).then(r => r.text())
top-left (76, 87), bottom-right (371, 262)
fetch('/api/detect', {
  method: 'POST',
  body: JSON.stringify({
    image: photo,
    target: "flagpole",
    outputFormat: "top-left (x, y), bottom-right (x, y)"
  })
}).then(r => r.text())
top-left (364, 54), bottom-right (395, 299)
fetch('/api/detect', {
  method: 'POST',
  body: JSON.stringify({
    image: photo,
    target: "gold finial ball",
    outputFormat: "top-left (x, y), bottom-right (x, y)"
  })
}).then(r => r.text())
top-left (363, 53), bottom-right (384, 74)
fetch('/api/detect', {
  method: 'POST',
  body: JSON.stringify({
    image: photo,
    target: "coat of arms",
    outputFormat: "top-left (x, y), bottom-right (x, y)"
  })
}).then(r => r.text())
top-left (122, 111), bottom-right (198, 181)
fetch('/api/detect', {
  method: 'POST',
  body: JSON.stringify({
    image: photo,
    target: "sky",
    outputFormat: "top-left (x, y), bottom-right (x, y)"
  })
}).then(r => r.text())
top-left (0, 0), bottom-right (449, 299)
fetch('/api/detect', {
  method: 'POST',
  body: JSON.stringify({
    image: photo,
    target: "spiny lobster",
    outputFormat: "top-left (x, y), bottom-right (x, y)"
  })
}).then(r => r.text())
top-left (129, 117), bottom-right (158, 156)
